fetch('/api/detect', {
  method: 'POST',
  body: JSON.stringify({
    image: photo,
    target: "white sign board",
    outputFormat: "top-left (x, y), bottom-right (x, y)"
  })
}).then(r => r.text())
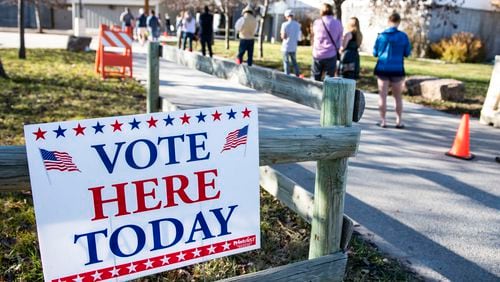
top-left (23, 105), bottom-right (260, 281)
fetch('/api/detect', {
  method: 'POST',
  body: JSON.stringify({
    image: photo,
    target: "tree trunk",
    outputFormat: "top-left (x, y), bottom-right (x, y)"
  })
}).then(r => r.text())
top-left (35, 0), bottom-right (43, 33)
top-left (258, 0), bottom-right (269, 58)
top-left (0, 58), bottom-right (8, 79)
top-left (18, 0), bottom-right (26, 59)
top-left (144, 0), bottom-right (149, 14)
top-left (224, 12), bottom-right (230, 50)
top-left (334, 0), bottom-right (343, 20)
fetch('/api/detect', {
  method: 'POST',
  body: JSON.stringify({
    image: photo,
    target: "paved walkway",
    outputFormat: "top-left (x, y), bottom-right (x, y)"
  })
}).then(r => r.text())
top-left (1, 31), bottom-right (498, 281)
top-left (133, 53), bottom-right (500, 282)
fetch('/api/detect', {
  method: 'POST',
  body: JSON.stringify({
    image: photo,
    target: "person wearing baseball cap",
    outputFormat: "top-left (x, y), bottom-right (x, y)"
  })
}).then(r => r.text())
top-left (235, 6), bottom-right (258, 66)
top-left (281, 9), bottom-right (302, 76)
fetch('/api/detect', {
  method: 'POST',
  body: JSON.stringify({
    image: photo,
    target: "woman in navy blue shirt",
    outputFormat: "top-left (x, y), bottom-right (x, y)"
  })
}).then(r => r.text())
top-left (373, 13), bottom-right (411, 128)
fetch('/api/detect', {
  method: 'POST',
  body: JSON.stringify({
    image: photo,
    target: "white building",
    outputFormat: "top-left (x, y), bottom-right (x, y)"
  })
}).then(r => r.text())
top-left (69, 0), bottom-right (166, 33)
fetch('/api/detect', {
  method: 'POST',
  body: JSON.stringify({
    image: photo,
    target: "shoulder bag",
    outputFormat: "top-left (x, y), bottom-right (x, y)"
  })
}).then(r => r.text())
top-left (321, 18), bottom-right (340, 60)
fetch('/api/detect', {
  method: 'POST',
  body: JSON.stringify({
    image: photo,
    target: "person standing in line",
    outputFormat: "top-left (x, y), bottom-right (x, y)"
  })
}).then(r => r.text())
top-left (176, 12), bottom-right (184, 49)
top-left (165, 13), bottom-right (171, 35)
top-left (147, 10), bottom-right (161, 42)
top-left (235, 6), bottom-right (258, 66)
top-left (280, 9), bottom-right (302, 76)
top-left (120, 8), bottom-right (135, 30)
top-left (339, 17), bottom-right (362, 79)
top-left (310, 1), bottom-right (343, 81)
top-left (136, 8), bottom-right (148, 45)
top-left (182, 11), bottom-right (196, 51)
top-left (373, 12), bottom-right (411, 129)
top-left (199, 6), bottom-right (214, 57)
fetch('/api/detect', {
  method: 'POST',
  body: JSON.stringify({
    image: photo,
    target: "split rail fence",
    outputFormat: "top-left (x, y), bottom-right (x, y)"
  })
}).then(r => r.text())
top-left (144, 43), bottom-right (362, 281)
top-left (0, 43), bottom-right (361, 281)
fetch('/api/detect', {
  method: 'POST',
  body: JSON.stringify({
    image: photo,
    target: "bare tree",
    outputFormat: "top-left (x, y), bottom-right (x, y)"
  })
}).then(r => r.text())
top-left (34, 0), bottom-right (42, 32)
top-left (333, 0), bottom-right (345, 20)
top-left (164, 0), bottom-right (206, 11)
top-left (0, 58), bottom-right (8, 79)
top-left (5, 0), bottom-right (67, 33)
top-left (255, 0), bottom-right (275, 58)
top-left (369, 0), bottom-right (464, 57)
top-left (215, 0), bottom-right (242, 49)
top-left (18, 0), bottom-right (26, 59)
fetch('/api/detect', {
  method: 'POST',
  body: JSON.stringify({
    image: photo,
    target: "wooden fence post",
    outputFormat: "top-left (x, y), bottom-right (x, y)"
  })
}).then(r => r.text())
top-left (309, 77), bottom-right (355, 259)
top-left (147, 41), bottom-right (160, 113)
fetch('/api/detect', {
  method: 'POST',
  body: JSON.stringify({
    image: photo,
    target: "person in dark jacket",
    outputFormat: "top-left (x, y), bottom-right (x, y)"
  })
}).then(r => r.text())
top-left (147, 10), bottom-right (161, 42)
top-left (199, 6), bottom-right (214, 57)
top-left (340, 17), bottom-right (362, 79)
top-left (120, 8), bottom-right (135, 30)
top-left (137, 9), bottom-right (148, 45)
top-left (373, 13), bottom-right (411, 129)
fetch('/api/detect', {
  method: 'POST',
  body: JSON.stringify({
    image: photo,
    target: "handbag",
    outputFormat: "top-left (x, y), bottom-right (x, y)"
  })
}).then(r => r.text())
top-left (321, 18), bottom-right (340, 60)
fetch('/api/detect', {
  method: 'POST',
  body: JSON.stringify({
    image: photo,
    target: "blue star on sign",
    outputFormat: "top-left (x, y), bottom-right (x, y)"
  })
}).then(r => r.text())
top-left (53, 125), bottom-right (66, 138)
top-left (227, 109), bottom-right (237, 120)
top-left (196, 112), bottom-right (206, 123)
top-left (129, 118), bottom-right (141, 130)
top-left (92, 122), bottom-right (105, 134)
top-left (164, 115), bottom-right (175, 126)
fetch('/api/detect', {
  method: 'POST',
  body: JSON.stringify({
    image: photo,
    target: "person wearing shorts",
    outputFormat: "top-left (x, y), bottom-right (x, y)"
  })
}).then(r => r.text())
top-left (311, 2), bottom-right (343, 81)
top-left (373, 13), bottom-right (411, 128)
top-left (136, 9), bottom-right (148, 45)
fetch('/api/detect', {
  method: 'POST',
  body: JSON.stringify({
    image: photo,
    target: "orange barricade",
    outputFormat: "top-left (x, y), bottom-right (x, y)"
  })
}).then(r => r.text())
top-left (94, 24), bottom-right (133, 79)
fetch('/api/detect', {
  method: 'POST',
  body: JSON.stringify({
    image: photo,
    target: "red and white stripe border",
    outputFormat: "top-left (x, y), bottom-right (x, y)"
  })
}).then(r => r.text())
top-left (52, 235), bottom-right (257, 282)
top-left (101, 31), bottom-right (132, 48)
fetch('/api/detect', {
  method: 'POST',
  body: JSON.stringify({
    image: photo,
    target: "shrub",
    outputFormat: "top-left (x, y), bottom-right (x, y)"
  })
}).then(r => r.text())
top-left (430, 32), bottom-right (485, 63)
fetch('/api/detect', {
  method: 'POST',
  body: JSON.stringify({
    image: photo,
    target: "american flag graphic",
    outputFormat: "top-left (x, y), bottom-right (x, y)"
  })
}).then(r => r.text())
top-left (40, 149), bottom-right (80, 172)
top-left (221, 125), bottom-right (248, 152)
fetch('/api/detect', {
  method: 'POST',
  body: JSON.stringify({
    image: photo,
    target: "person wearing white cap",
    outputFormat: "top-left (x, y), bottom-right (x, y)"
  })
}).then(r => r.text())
top-left (235, 6), bottom-right (258, 66)
top-left (281, 9), bottom-right (302, 76)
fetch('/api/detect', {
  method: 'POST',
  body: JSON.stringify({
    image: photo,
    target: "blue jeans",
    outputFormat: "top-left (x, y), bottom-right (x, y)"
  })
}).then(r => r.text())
top-left (312, 56), bottom-right (337, 81)
top-left (283, 52), bottom-right (300, 76)
top-left (149, 28), bottom-right (159, 41)
top-left (183, 32), bottom-right (194, 51)
top-left (237, 39), bottom-right (254, 66)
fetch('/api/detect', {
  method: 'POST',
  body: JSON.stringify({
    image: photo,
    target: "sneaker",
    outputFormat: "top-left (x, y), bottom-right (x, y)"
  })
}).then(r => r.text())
top-left (235, 58), bottom-right (241, 65)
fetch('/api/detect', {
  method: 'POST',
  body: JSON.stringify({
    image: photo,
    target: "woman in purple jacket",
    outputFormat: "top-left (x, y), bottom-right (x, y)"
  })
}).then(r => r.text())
top-left (373, 13), bottom-right (412, 128)
top-left (311, 2), bottom-right (343, 81)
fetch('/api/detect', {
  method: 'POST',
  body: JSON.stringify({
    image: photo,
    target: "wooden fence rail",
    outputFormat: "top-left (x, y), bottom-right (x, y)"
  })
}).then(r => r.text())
top-left (152, 70), bottom-right (358, 280)
top-left (0, 44), bottom-right (361, 281)
top-left (0, 127), bottom-right (359, 192)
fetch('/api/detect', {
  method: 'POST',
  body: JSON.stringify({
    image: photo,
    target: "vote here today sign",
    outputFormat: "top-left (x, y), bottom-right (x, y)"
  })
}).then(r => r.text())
top-left (23, 105), bottom-right (260, 281)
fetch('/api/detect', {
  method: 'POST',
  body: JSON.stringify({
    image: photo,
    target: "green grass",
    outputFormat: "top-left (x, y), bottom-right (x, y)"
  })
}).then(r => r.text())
top-left (205, 39), bottom-right (492, 117)
top-left (0, 49), bottom-right (146, 145)
top-left (0, 49), bottom-right (420, 281)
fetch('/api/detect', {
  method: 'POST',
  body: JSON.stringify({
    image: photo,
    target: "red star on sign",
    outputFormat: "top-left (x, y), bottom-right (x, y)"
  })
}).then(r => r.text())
top-left (111, 120), bottom-right (123, 132)
top-left (73, 123), bottom-right (86, 136)
top-left (147, 117), bottom-right (158, 128)
top-left (180, 113), bottom-right (191, 124)
top-left (242, 107), bottom-right (252, 118)
top-left (33, 127), bottom-right (47, 140)
top-left (212, 110), bottom-right (222, 121)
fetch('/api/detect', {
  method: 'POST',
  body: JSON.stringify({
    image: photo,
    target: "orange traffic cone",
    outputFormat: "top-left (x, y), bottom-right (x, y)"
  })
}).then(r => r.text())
top-left (446, 114), bottom-right (474, 160)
